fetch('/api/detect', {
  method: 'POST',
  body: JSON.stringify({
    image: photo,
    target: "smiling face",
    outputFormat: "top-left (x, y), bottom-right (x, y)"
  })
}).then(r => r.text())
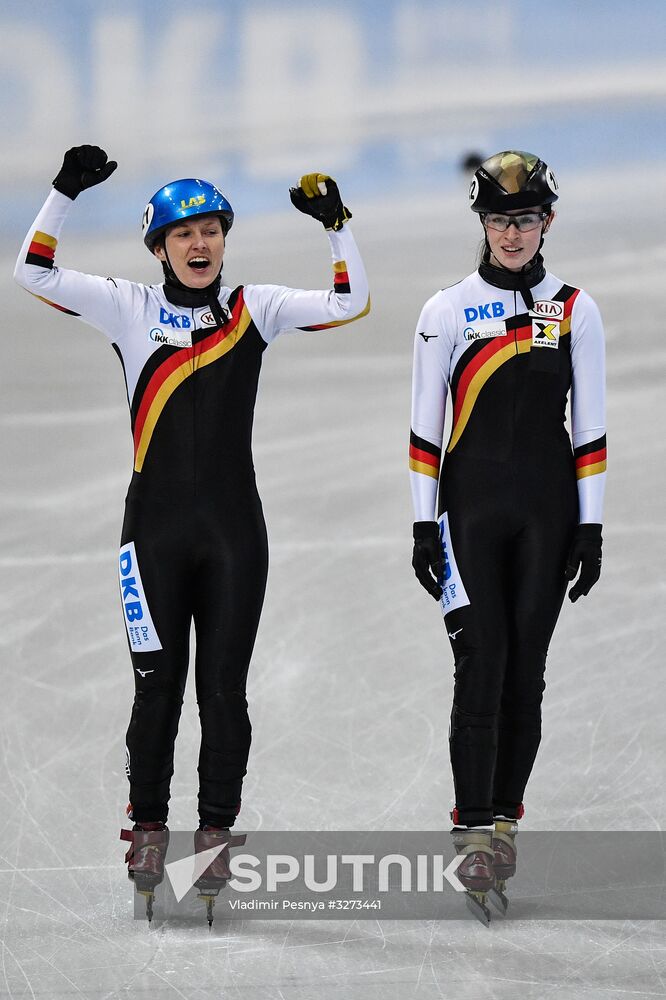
top-left (153, 214), bottom-right (225, 288)
top-left (483, 206), bottom-right (554, 271)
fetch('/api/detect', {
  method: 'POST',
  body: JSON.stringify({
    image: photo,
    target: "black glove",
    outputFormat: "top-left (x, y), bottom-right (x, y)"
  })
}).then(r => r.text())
top-left (564, 523), bottom-right (602, 603)
top-left (412, 521), bottom-right (444, 601)
top-left (289, 172), bottom-right (351, 231)
top-left (53, 145), bottom-right (117, 200)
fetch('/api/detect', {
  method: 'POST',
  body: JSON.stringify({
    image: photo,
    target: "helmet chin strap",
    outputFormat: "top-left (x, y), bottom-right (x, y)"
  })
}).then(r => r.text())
top-left (161, 246), bottom-right (227, 328)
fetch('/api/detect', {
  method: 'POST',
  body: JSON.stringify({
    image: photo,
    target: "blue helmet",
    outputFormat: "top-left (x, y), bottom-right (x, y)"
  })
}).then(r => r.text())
top-left (142, 178), bottom-right (234, 250)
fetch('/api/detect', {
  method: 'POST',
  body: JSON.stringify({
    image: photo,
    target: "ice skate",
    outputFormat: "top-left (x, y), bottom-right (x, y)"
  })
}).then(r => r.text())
top-left (488, 818), bottom-right (518, 915)
top-left (120, 821), bottom-right (169, 922)
top-left (450, 828), bottom-right (495, 926)
top-left (194, 827), bottom-right (247, 928)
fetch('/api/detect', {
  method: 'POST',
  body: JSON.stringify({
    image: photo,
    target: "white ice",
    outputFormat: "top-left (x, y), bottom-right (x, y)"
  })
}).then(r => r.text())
top-left (0, 167), bottom-right (665, 998)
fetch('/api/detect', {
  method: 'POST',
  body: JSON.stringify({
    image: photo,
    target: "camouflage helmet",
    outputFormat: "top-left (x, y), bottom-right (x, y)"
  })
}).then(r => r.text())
top-left (469, 151), bottom-right (559, 213)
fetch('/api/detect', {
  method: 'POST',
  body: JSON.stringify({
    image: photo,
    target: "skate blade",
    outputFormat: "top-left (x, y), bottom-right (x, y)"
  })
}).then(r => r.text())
top-left (465, 892), bottom-right (491, 926)
top-left (135, 887), bottom-right (155, 922)
top-left (488, 887), bottom-right (508, 915)
top-left (196, 884), bottom-right (224, 928)
top-left (195, 893), bottom-right (216, 929)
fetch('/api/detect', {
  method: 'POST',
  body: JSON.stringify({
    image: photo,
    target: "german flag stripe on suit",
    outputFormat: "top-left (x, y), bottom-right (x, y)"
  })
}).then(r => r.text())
top-left (132, 289), bottom-right (251, 472)
top-left (447, 286), bottom-right (580, 453)
top-left (298, 258), bottom-right (370, 330)
top-left (332, 260), bottom-right (351, 294)
top-left (409, 430), bottom-right (441, 479)
top-left (574, 434), bottom-right (607, 479)
top-left (23, 229), bottom-right (81, 314)
top-left (25, 230), bottom-right (57, 269)
top-left (299, 295), bottom-right (371, 331)
top-left (33, 294), bottom-right (80, 316)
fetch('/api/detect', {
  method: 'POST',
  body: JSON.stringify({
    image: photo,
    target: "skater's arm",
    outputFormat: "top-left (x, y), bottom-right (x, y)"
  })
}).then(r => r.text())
top-left (243, 173), bottom-right (370, 342)
top-left (243, 226), bottom-right (370, 342)
top-left (569, 290), bottom-right (607, 524)
top-left (409, 294), bottom-right (452, 522)
top-left (13, 190), bottom-right (130, 340)
top-left (13, 147), bottom-right (131, 340)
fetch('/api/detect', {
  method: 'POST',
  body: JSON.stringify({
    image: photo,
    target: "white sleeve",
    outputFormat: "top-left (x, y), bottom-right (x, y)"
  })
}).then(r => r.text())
top-left (569, 290), bottom-right (607, 524)
top-left (13, 189), bottom-right (132, 341)
top-left (409, 294), bottom-right (454, 522)
top-left (241, 224), bottom-right (370, 344)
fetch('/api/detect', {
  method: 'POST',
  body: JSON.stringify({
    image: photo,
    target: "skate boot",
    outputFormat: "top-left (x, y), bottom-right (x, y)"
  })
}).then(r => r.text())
top-left (450, 827), bottom-right (495, 926)
top-left (194, 826), bottom-right (247, 928)
top-left (488, 818), bottom-right (518, 915)
top-left (120, 821), bottom-right (169, 922)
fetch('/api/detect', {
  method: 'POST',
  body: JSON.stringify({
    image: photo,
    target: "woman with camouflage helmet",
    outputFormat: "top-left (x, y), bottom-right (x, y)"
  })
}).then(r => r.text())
top-left (408, 150), bottom-right (606, 923)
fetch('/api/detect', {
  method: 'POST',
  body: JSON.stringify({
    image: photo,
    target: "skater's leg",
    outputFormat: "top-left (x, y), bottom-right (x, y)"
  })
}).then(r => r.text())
top-left (492, 492), bottom-right (576, 816)
top-left (192, 496), bottom-right (269, 828)
top-left (444, 506), bottom-right (512, 827)
top-left (122, 494), bottom-right (194, 824)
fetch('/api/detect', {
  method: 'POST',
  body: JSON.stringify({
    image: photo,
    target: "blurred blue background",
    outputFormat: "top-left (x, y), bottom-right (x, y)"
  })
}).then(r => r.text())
top-left (1, 0), bottom-right (665, 234)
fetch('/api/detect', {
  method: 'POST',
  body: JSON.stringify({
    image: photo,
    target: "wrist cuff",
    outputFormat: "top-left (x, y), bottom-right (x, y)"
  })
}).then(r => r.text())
top-left (576, 522), bottom-right (602, 542)
top-left (413, 520), bottom-right (439, 541)
top-left (52, 179), bottom-right (78, 200)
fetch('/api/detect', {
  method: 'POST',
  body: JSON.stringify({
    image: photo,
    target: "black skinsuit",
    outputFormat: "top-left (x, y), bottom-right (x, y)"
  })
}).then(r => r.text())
top-left (409, 258), bottom-right (606, 826)
top-left (15, 189), bottom-right (370, 827)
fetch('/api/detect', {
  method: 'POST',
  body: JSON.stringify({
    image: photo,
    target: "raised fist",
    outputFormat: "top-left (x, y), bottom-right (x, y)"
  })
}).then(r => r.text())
top-left (289, 172), bottom-right (351, 231)
top-left (53, 145), bottom-right (117, 200)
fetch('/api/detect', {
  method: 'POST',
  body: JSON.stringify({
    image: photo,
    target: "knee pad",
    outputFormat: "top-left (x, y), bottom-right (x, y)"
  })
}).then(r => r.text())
top-left (198, 689), bottom-right (251, 753)
top-left (134, 682), bottom-right (184, 708)
top-left (452, 651), bottom-right (504, 718)
top-left (450, 703), bottom-right (496, 739)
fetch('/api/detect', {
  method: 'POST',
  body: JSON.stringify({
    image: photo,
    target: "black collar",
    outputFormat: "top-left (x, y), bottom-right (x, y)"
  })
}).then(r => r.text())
top-left (478, 252), bottom-right (546, 291)
top-left (162, 273), bottom-right (222, 308)
top-left (478, 253), bottom-right (546, 310)
top-left (161, 267), bottom-right (229, 327)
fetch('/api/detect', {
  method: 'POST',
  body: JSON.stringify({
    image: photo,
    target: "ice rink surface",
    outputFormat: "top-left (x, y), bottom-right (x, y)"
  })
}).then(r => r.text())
top-left (1, 167), bottom-right (665, 998)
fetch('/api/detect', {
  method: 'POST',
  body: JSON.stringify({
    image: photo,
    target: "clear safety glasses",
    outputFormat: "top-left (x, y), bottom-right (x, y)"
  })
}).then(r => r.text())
top-left (482, 212), bottom-right (549, 232)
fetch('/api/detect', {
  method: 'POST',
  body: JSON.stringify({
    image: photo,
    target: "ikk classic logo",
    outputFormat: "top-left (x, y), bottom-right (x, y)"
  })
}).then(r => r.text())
top-left (462, 301), bottom-right (507, 341)
top-left (148, 307), bottom-right (193, 348)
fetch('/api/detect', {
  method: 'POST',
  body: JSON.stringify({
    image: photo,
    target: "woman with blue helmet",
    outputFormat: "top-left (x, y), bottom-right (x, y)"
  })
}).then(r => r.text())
top-left (14, 145), bottom-right (370, 914)
top-left (141, 177), bottom-right (235, 327)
